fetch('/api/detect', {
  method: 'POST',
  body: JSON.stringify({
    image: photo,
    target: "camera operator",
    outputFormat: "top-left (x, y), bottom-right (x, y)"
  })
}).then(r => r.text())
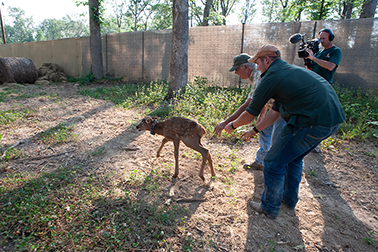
top-left (305, 28), bottom-right (342, 84)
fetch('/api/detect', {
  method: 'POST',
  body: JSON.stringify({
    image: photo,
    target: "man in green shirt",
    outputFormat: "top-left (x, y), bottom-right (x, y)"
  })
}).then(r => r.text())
top-left (306, 28), bottom-right (342, 84)
top-left (223, 45), bottom-right (345, 219)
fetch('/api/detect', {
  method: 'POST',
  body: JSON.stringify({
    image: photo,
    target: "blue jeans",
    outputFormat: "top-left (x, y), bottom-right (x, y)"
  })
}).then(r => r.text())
top-left (261, 124), bottom-right (340, 217)
top-left (255, 116), bottom-right (286, 165)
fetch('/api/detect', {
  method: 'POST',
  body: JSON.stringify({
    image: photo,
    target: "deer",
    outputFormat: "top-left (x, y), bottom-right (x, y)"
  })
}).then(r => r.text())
top-left (136, 116), bottom-right (216, 182)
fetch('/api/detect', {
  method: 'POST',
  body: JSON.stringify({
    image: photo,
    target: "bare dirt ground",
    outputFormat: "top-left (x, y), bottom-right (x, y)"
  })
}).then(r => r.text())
top-left (1, 81), bottom-right (377, 251)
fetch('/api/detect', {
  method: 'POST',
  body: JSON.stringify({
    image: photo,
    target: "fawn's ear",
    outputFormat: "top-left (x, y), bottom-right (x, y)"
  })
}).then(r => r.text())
top-left (145, 117), bottom-right (152, 123)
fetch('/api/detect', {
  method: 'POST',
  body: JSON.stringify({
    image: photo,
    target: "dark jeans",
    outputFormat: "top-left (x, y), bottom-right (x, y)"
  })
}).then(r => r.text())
top-left (260, 124), bottom-right (340, 217)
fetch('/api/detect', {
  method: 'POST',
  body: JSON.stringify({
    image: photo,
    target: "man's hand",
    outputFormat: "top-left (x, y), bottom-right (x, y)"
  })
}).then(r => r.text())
top-left (214, 121), bottom-right (227, 136)
top-left (224, 122), bottom-right (235, 134)
top-left (305, 48), bottom-right (315, 60)
top-left (241, 130), bottom-right (257, 142)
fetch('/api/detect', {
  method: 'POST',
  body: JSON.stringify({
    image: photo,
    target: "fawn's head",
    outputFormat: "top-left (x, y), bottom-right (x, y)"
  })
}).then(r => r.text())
top-left (136, 116), bottom-right (159, 131)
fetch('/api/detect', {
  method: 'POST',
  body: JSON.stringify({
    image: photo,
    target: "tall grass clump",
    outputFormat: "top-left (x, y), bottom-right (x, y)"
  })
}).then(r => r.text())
top-left (334, 85), bottom-right (378, 140)
top-left (78, 77), bottom-right (377, 141)
top-left (78, 80), bottom-right (168, 109)
top-left (167, 77), bottom-right (249, 137)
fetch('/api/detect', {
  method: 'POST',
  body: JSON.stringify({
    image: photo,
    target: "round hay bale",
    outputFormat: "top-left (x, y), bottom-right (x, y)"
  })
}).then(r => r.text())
top-left (37, 63), bottom-right (67, 82)
top-left (0, 57), bottom-right (38, 84)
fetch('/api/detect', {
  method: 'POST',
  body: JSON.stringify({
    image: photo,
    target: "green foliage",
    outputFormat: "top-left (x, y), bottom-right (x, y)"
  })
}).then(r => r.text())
top-left (3, 7), bottom-right (35, 44)
top-left (167, 77), bottom-right (249, 137)
top-left (150, 0), bottom-right (173, 30)
top-left (363, 231), bottom-right (376, 245)
top-left (0, 109), bottom-right (30, 126)
top-left (78, 79), bottom-right (169, 109)
top-left (0, 165), bottom-right (186, 250)
top-left (0, 147), bottom-right (24, 161)
top-left (38, 123), bottom-right (78, 145)
top-left (37, 15), bottom-right (89, 41)
top-left (67, 72), bottom-right (96, 86)
top-left (334, 85), bottom-right (378, 140)
top-left (78, 77), bottom-right (377, 141)
top-left (3, 7), bottom-right (89, 44)
top-left (260, 0), bottom-right (367, 22)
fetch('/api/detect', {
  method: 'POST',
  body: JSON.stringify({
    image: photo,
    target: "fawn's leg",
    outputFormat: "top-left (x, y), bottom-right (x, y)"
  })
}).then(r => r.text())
top-left (172, 138), bottom-right (180, 178)
top-left (157, 137), bottom-right (170, 157)
top-left (182, 137), bottom-right (215, 181)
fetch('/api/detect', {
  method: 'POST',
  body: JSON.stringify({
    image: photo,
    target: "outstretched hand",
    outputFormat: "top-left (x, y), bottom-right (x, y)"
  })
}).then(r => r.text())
top-left (241, 130), bottom-right (257, 142)
top-left (224, 122), bottom-right (235, 134)
top-left (214, 121), bottom-right (227, 136)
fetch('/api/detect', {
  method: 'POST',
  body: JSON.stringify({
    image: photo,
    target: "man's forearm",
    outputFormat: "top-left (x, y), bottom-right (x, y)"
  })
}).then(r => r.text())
top-left (232, 110), bottom-right (256, 128)
top-left (255, 109), bottom-right (280, 131)
top-left (224, 99), bottom-right (251, 124)
top-left (311, 57), bottom-right (336, 71)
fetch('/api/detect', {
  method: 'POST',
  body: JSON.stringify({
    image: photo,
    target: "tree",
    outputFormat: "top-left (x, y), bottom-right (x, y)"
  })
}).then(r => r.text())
top-left (202, 0), bottom-right (213, 25)
top-left (168, 0), bottom-right (189, 99)
top-left (128, 0), bottom-right (149, 31)
top-left (110, 0), bottom-right (127, 32)
top-left (3, 7), bottom-right (34, 44)
top-left (360, 0), bottom-right (378, 18)
top-left (89, 0), bottom-right (104, 79)
top-left (215, 0), bottom-right (238, 25)
top-left (238, 0), bottom-right (257, 24)
top-left (150, 0), bottom-right (173, 30)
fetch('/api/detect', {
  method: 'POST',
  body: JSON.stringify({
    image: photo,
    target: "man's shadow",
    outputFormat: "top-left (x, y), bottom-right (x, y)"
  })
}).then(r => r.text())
top-left (303, 152), bottom-right (377, 251)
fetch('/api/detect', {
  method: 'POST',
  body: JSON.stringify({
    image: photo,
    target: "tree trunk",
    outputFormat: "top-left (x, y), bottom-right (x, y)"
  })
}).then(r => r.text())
top-left (168, 0), bottom-right (189, 99)
top-left (346, 0), bottom-right (355, 19)
top-left (360, 0), bottom-right (378, 18)
top-left (89, 0), bottom-right (104, 80)
top-left (0, 57), bottom-right (38, 84)
top-left (318, 0), bottom-right (325, 20)
top-left (202, 0), bottom-right (212, 26)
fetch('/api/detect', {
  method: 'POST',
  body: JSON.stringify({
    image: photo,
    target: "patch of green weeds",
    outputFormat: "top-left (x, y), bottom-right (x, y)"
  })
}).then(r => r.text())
top-left (334, 85), bottom-right (378, 140)
top-left (0, 165), bottom-right (187, 250)
top-left (307, 171), bottom-right (317, 177)
top-left (0, 147), bottom-right (25, 161)
top-left (0, 92), bottom-right (6, 102)
top-left (0, 109), bottom-right (30, 126)
top-left (90, 146), bottom-right (106, 156)
top-left (67, 72), bottom-right (95, 86)
top-left (38, 123), bottom-right (78, 144)
top-left (322, 137), bottom-right (343, 151)
top-left (363, 231), bottom-right (376, 245)
top-left (78, 80), bottom-right (168, 109)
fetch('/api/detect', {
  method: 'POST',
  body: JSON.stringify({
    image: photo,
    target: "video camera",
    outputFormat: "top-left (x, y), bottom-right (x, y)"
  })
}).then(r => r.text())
top-left (289, 33), bottom-right (320, 68)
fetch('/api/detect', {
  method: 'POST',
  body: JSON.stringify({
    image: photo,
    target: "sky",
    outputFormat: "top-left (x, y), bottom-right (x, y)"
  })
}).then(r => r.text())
top-left (2, 0), bottom-right (262, 26)
top-left (2, 0), bottom-right (88, 24)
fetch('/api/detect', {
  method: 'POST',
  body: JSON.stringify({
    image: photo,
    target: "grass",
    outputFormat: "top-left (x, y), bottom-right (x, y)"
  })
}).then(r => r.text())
top-left (0, 77), bottom-right (377, 250)
top-left (0, 165), bottom-right (187, 251)
top-left (0, 109), bottom-right (31, 126)
top-left (37, 123), bottom-right (78, 145)
top-left (334, 85), bottom-right (378, 140)
top-left (76, 77), bottom-right (378, 141)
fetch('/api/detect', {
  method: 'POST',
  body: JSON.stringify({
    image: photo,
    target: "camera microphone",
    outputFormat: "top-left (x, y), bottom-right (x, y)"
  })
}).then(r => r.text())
top-left (289, 33), bottom-right (303, 44)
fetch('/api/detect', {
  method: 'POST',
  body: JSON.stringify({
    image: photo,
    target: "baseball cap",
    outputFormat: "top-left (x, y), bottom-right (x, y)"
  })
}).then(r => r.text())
top-left (229, 53), bottom-right (251, 72)
top-left (248, 45), bottom-right (281, 63)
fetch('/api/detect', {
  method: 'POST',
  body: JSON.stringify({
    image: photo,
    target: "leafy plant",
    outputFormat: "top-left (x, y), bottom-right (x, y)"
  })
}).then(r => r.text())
top-left (0, 109), bottom-right (30, 126)
top-left (0, 147), bottom-right (24, 161)
top-left (363, 231), bottom-right (376, 245)
top-left (38, 123), bottom-right (78, 144)
top-left (67, 72), bottom-right (96, 86)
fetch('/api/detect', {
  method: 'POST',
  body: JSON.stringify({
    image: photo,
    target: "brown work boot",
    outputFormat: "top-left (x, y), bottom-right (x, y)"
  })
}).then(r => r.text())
top-left (249, 201), bottom-right (276, 219)
top-left (243, 162), bottom-right (264, 170)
